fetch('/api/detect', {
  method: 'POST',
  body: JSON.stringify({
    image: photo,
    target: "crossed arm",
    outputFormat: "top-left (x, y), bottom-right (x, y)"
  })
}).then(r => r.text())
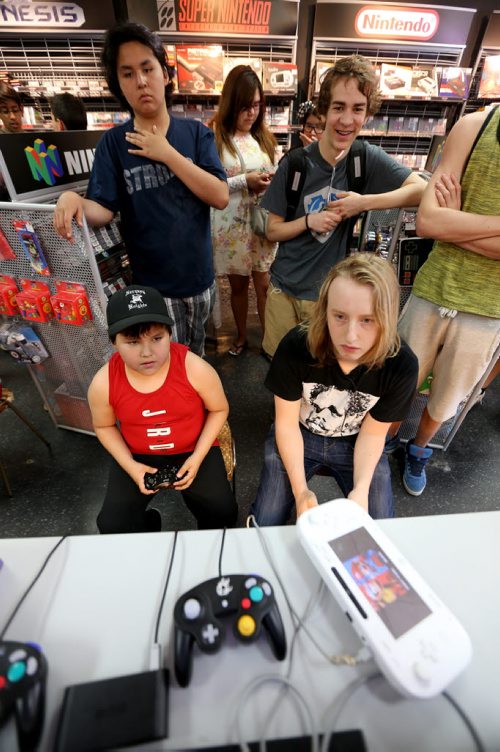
top-left (415, 110), bottom-right (500, 259)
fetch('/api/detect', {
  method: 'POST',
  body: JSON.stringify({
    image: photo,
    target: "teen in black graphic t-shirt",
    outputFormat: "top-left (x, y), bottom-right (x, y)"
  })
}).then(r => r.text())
top-left (251, 254), bottom-right (418, 524)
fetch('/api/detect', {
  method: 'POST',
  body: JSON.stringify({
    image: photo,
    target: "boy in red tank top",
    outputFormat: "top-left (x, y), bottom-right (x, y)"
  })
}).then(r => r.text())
top-left (88, 285), bottom-right (238, 533)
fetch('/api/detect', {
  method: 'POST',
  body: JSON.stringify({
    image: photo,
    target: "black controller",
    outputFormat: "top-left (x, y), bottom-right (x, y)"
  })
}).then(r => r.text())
top-left (144, 466), bottom-right (184, 491)
top-left (173, 574), bottom-right (287, 687)
top-left (0, 640), bottom-right (47, 750)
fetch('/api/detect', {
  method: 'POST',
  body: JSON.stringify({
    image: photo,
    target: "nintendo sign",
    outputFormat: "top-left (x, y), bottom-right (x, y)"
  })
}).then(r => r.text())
top-left (355, 6), bottom-right (439, 41)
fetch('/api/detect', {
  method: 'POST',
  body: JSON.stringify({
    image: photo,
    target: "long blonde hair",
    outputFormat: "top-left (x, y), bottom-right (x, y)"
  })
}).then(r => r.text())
top-left (306, 254), bottom-right (401, 369)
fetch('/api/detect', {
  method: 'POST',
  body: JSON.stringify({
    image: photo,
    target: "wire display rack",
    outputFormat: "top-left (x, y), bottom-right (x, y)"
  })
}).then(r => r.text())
top-left (0, 202), bottom-right (114, 434)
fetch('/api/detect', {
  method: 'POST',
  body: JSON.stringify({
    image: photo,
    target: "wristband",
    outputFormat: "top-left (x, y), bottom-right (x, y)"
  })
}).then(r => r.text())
top-left (305, 213), bottom-right (310, 231)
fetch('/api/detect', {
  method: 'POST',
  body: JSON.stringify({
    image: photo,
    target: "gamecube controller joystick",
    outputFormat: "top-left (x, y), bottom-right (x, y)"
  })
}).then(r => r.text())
top-left (0, 640), bottom-right (47, 750)
top-left (173, 574), bottom-right (287, 687)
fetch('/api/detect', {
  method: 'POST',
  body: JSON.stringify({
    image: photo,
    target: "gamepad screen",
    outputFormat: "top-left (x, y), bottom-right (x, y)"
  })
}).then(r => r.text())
top-left (329, 527), bottom-right (432, 639)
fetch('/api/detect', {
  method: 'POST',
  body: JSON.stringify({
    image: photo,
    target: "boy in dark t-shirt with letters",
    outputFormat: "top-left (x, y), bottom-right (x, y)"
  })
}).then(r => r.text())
top-left (251, 254), bottom-right (418, 525)
top-left (54, 22), bottom-right (228, 356)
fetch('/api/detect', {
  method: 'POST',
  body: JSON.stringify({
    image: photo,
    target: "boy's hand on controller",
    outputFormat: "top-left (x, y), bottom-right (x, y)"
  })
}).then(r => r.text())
top-left (172, 455), bottom-right (201, 491)
top-left (135, 462), bottom-right (161, 495)
top-left (125, 125), bottom-right (173, 164)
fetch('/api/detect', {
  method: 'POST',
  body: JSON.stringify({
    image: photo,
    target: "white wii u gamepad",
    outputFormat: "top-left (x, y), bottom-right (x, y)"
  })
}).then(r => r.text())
top-left (297, 499), bottom-right (472, 698)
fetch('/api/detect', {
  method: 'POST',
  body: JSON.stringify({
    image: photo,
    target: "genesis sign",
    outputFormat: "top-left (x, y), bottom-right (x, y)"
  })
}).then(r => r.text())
top-left (355, 6), bottom-right (439, 41)
top-left (0, 0), bottom-right (85, 28)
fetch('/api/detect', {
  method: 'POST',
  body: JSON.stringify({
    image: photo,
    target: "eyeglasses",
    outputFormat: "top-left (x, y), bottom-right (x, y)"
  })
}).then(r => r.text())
top-left (241, 102), bottom-right (263, 114)
top-left (303, 123), bottom-right (325, 134)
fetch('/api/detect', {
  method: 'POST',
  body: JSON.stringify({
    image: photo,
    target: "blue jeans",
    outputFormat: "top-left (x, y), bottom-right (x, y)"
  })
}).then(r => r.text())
top-left (251, 424), bottom-right (394, 525)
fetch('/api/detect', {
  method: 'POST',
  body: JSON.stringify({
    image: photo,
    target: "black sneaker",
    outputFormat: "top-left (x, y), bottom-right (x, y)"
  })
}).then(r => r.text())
top-left (145, 508), bottom-right (162, 532)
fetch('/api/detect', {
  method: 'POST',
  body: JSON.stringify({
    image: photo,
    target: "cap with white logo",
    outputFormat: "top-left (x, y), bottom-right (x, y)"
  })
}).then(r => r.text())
top-left (106, 285), bottom-right (174, 337)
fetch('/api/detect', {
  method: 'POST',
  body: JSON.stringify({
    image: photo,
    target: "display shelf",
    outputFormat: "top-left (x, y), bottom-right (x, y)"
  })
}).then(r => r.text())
top-left (463, 49), bottom-right (500, 116)
top-left (308, 40), bottom-right (466, 166)
top-left (0, 32), bottom-right (298, 143)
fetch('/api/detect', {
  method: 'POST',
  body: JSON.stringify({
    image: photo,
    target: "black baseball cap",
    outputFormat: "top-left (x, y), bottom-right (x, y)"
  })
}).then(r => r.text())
top-left (106, 285), bottom-right (174, 337)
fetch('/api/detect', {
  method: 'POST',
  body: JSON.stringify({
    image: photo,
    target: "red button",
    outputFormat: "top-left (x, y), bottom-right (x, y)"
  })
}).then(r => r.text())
top-left (241, 597), bottom-right (251, 609)
top-left (0, 676), bottom-right (6, 689)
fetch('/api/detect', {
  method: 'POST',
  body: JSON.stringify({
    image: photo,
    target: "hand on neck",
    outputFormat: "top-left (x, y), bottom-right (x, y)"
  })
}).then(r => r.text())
top-left (134, 106), bottom-right (170, 134)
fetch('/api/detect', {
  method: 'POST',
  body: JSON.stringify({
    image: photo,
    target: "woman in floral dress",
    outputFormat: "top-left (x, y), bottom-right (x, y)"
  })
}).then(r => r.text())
top-left (211, 65), bottom-right (277, 355)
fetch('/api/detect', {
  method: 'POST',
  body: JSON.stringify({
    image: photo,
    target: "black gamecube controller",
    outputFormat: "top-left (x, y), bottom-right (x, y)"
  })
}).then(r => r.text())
top-left (173, 574), bottom-right (287, 687)
top-left (0, 640), bottom-right (47, 751)
top-left (144, 466), bottom-right (185, 491)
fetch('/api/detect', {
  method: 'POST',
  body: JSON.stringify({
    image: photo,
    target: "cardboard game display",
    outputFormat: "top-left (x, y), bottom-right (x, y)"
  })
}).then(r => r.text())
top-left (0, 274), bottom-right (19, 316)
top-left (478, 55), bottom-right (500, 98)
top-left (15, 279), bottom-right (54, 323)
top-left (223, 57), bottom-right (263, 80)
top-left (13, 220), bottom-right (50, 276)
top-left (0, 322), bottom-right (50, 364)
top-left (50, 281), bottom-right (92, 326)
top-left (176, 45), bottom-right (224, 94)
top-left (410, 68), bottom-right (439, 97)
top-left (439, 67), bottom-right (471, 99)
top-left (262, 62), bottom-right (298, 94)
top-left (380, 63), bottom-right (412, 95)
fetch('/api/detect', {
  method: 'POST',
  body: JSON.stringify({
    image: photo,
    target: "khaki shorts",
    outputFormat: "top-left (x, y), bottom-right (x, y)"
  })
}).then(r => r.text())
top-left (262, 283), bottom-right (316, 357)
top-left (398, 295), bottom-right (500, 423)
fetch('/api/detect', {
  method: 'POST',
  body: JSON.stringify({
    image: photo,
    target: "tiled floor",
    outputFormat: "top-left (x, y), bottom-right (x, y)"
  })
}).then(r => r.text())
top-left (0, 318), bottom-right (499, 538)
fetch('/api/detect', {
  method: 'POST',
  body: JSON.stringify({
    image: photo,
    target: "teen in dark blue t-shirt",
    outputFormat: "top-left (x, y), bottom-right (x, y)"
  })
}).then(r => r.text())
top-left (54, 22), bottom-right (228, 356)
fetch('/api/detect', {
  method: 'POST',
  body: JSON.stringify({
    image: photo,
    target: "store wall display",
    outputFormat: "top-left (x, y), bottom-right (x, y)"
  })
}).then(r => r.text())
top-left (313, 1), bottom-right (475, 48)
top-left (0, 130), bottom-right (103, 202)
top-left (0, 0), bottom-right (116, 31)
top-left (309, 1), bottom-right (478, 171)
top-left (156, 0), bottom-right (299, 37)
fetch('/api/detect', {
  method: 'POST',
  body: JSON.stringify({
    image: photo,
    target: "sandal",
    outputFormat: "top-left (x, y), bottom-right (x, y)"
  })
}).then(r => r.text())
top-left (228, 341), bottom-right (248, 356)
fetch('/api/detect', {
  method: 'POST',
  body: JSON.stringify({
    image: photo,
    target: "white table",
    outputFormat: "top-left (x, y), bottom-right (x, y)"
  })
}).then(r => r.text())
top-left (1, 511), bottom-right (498, 751)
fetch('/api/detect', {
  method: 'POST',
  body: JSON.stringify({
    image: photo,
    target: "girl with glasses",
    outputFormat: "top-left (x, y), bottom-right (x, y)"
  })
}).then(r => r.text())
top-left (298, 101), bottom-right (325, 147)
top-left (210, 65), bottom-right (278, 356)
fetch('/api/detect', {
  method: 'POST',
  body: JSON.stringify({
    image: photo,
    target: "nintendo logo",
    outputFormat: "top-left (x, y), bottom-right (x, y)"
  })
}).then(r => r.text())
top-left (355, 6), bottom-right (439, 41)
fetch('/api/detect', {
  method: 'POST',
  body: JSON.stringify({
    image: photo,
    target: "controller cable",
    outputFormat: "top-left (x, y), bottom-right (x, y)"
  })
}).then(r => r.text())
top-left (248, 518), bottom-right (485, 752)
top-left (319, 673), bottom-right (485, 752)
top-left (0, 536), bottom-right (67, 641)
top-left (218, 527), bottom-right (227, 577)
top-left (150, 530), bottom-right (179, 670)
top-left (247, 516), bottom-right (372, 668)
top-left (230, 521), bottom-right (324, 752)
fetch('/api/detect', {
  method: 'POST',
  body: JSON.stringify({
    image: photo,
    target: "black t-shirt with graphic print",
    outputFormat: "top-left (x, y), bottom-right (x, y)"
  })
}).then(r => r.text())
top-left (266, 326), bottom-right (418, 437)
